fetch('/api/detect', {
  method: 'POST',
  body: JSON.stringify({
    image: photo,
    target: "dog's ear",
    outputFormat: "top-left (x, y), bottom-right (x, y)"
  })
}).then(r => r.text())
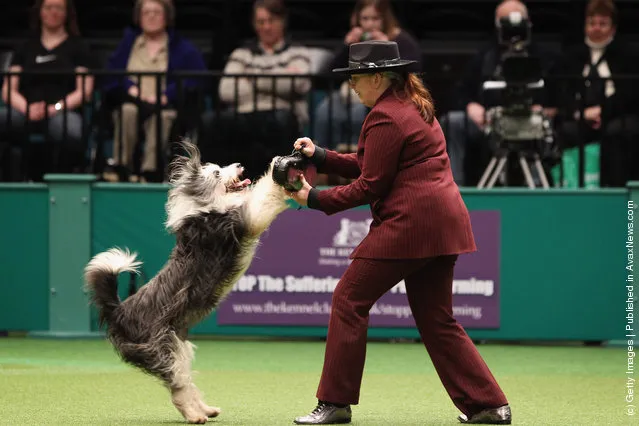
top-left (168, 139), bottom-right (202, 184)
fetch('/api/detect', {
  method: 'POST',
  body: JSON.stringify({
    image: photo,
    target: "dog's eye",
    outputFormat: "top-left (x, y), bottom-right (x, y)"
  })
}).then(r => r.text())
top-left (214, 170), bottom-right (220, 177)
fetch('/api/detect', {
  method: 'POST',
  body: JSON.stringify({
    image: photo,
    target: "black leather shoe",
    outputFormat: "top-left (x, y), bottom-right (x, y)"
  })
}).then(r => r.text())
top-left (294, 401), bottom-right (352, 424)
top-left (458, 405), bottom-right (511, 424)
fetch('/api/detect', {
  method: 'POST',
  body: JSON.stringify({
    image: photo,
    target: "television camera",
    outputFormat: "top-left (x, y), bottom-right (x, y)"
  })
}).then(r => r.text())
top-left (477, 12), bottom-right (555, 189)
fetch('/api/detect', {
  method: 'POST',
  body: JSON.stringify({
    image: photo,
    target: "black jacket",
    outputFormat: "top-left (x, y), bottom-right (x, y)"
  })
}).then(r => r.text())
top-left (546, 39), bottom-right (639, 121)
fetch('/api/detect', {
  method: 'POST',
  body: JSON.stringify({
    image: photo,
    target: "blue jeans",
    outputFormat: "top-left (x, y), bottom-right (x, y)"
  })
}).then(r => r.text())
top-left (0, 107), bottom-right (86, 179)
top-left (0, 107), bottom-right (84, 145)
top-left (313, 91), bottom-right (369, 149)
top-left (440, 110), bottom-right (483, 186)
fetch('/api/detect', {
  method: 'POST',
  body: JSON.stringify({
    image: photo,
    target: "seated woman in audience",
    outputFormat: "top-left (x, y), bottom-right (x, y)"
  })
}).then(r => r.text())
top-left (549, 0), bottom-right (639, 187)
top-left (0, 0), bottom-right (94, 181)
top-left (198, 0), bottom-right (311, 181)
top-left (103, 0), bottom-right (206, 182)
top-left (313, 0), bottom-right (421, 152)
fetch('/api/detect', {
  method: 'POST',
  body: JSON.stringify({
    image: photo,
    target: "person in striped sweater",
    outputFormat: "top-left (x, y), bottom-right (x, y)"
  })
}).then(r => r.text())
top-left (286, 41), bottom-right (511, 425)
top-left (198, 0), bottom-right (311, 180)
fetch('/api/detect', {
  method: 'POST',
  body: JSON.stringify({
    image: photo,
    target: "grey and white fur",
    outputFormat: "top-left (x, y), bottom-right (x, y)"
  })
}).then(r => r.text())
top-left (84, 141), bottom-right (290, 424)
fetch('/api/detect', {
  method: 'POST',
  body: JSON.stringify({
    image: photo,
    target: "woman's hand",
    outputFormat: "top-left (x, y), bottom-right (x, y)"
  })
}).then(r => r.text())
top-left (584, 105), bottom-right (602, 129)
top-left (144, 94), bottom-right (169, 106)
top-left (27, 101), bottom-right (46, 121)
top-left (344, 27), bottom-right (364, 45)
top-left (46, 103), bottom-right (59, 118)
top-left (466, 102), bottom-right (486, 129)
top-left (285, 174), bottom-right (312, 207)
top-left (294, 137), bottom-right (316, 157)
top-left (127, 85), bottom-right (140, 99)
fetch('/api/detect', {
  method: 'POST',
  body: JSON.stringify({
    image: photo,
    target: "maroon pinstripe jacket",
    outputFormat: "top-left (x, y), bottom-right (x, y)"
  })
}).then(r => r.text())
top-left (307, 87), bottom-right (476, 259)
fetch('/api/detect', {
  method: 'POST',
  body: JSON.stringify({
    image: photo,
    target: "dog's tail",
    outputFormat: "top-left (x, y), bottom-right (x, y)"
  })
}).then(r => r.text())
top-left (84, 248), bottom-right (142, 327)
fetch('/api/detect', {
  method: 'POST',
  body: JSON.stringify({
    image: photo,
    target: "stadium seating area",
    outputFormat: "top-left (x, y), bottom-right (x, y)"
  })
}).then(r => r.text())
top-left (1, 0), bottom-right (639, 184)
top-left (2, 1), bottom-right (638, 69)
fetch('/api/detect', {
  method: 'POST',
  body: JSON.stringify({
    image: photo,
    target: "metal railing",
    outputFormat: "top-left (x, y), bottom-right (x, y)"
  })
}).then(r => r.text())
top-left (1, 69), bottom-right (637, 187)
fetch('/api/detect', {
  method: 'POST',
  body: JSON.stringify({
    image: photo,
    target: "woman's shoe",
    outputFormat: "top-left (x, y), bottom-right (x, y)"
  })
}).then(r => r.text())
top-left (294, 401), bottom-right (352, 425)
top-left (458, 405), bottom-right (511, 424)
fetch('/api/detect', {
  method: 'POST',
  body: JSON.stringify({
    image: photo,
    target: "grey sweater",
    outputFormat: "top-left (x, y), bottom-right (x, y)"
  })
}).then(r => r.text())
top-left (218, 39), bottom-right (312, 126)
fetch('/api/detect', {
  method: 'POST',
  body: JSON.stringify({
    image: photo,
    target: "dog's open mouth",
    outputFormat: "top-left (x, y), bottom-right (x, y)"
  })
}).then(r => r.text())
top-left (226, 176), bottom-right (252, 192)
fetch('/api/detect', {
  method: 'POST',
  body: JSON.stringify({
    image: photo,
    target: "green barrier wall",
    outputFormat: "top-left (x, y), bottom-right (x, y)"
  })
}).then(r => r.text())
top-left (1, 176), bottom-right (635, 342)
top-left (0, 184), bottom-right (49, 332)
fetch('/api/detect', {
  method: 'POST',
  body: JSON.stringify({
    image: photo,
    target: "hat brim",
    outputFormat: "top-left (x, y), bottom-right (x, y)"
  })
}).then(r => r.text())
top-left (332, 60), bottom-right (417, 75)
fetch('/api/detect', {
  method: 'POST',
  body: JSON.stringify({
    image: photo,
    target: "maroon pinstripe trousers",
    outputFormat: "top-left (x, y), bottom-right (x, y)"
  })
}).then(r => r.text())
top-left (316, 255), bottom-right (508, 417)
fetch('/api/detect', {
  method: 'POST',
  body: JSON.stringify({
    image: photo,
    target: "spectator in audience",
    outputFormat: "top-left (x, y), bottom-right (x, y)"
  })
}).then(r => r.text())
top-left (314, 0), bottom-right (421, 152)
top-left (103, 0), bottom-right (206, 182)
top-left (198, 0), bottom-right (311, 181)
top-left (0, 0), bottom-right (94, 181)
top-left (440, 0), bottom-right (554, 186)
top-left (548, 0), bottom-right (639, 187)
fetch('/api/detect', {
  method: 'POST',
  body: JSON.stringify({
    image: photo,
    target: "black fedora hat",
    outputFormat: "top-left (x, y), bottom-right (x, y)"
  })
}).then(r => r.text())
top-left (332, 40), bottom-right (417, 75)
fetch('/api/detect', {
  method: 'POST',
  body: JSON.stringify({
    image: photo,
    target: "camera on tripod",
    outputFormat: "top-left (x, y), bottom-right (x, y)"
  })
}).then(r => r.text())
top-left (478, 11), bottom-right (554, 189)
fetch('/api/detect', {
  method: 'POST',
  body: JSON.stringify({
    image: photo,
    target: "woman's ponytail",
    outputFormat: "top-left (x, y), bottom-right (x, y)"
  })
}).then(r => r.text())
top-left (386, 72), bottom-right (436, 124)
top-left (404, 74), bottom-right (435, 124)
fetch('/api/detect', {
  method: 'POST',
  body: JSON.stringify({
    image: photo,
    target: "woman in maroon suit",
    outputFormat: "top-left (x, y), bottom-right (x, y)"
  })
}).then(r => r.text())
top-left (287, 41), bottom-right (511, 425)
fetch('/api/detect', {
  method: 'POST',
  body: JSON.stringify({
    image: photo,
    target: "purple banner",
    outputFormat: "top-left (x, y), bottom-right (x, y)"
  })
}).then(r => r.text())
top-left (217, 209), bottom-right (501, 328)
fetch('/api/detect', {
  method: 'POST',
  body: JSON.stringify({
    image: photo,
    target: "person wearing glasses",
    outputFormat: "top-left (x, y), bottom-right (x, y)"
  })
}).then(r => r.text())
top-left (286, 41), bottom-right (511, 425)
top-left (103, 0), bottom-right (206, 182)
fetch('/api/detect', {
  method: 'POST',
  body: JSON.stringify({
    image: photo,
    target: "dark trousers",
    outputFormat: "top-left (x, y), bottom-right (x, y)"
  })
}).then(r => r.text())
top-left (0, 107), bottom-right (86, 181)
top-left (558, 113), bottom-right (639, 187)
top-left (198, 109), bottom-right (300, 181)
top-left (317, 256), bottom-right (508, 417)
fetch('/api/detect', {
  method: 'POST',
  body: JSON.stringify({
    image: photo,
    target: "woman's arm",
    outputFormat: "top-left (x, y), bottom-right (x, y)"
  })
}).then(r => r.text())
top-left (255, 49), bottom-right (312, 99)
top-left (219, 48), bottom-right (255, 105)
top-left (308, 111), bottom-right (403, 214)
top-left (1, 65), bottom-right (27, 114)
top-left (311, 146), bottom-right (361, 179)
top-left (53, 66), bottom-right (94, 111)
top-left (48, 37), bottom-right (96, 113)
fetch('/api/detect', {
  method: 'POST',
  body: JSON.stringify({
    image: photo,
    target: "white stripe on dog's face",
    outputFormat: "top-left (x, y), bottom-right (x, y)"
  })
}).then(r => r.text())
top-left (202, 163), bottom-right (221, 179)
top-left (219, 163), bottom-right (244, 185)
top-left (202, 163), bottom-right (243, 190)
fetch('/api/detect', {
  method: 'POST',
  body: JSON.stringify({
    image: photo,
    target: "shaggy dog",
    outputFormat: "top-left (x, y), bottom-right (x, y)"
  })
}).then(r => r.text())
top-left (84, 141), bottom-right (290, 424)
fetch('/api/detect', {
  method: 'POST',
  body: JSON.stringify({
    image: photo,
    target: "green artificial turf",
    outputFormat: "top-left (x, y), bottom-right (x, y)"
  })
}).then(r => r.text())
top-left (0, 338), bottom-right (632, 425)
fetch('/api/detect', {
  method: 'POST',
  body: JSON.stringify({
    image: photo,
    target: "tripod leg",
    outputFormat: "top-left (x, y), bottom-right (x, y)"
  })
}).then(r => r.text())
top-left (519, 154), bottom-right (536, 189)
top-left (534, 157), bottom-right (550, 189)
top-left (478, 156), bottom-right (498, 188)
top-left (487, 157), bottom-right (508, 188)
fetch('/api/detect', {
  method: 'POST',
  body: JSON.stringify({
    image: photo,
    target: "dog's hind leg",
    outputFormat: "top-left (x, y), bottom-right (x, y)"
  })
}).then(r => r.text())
top-left (180, 339), bottom-right (221, 418)
top-left (244, 160), bottom-right (289, 237)
top-left (165, 333), bottom-right (209, 424)
top-left (191, 384), bottom-right (221, 419)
